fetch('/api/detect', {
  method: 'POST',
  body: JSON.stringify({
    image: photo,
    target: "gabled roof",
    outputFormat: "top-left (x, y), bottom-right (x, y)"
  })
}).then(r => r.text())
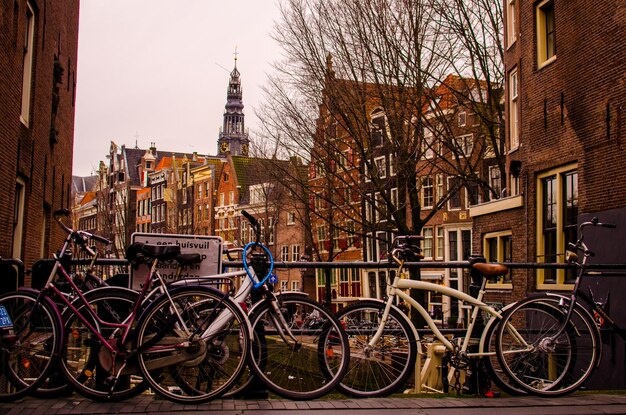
top-left (230, 156), bottom-right (293, 204)
top-left (116, 145), bottom-right (206, 186)
top-left (72, 175), bottom-right (98, 194)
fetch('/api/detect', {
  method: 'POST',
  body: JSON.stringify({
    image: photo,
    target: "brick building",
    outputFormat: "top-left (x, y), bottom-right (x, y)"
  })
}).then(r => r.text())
top-left (311, 56), bottom-right (503, 314)
top-left (0, 1), bottom-right (79, 285)
top-left (471, 0), bottom-right (626, 305)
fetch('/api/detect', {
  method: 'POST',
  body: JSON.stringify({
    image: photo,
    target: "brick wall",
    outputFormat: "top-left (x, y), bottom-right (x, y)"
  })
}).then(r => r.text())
top-left (0, 1), bottom-right (79, 283)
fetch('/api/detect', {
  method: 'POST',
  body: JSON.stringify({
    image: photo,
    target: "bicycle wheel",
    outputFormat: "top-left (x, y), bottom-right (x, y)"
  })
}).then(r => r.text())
top-left (248, 295), bottom-right (349, 400)
top-left (496, 294), bottom-right (600, 396)
top-left (59, 287), bottom-right (149, 401)
top-left (332, 300), bottom-right (417, 397)
top-left (135, 286), bottom-right (250, 404)
top-left (0, 289), bottom-right (63, 402)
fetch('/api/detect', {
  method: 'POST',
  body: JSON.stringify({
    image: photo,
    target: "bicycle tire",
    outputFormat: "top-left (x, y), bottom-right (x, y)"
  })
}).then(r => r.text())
top-left (221, 323), bottom-right (266, 398)
top-left (482, 297), bottom-right (580, 397)
top-left (332, 300), bottom-right (417, 397)
top-left (482, 314), bottom-right (528, 396)
top-left (496, 294), bottom-right (600, 396)
top-left (0, 289), bottom-right (63, 402)
top-left (135, 286), bottom-right (250, 404)
top-left (247, 295), bottom-right (349, 400)
top-left (58, 286), bottom-right (149, 401)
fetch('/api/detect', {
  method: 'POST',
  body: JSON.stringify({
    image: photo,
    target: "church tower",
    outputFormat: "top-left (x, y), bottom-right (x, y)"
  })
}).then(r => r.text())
top-left (217, 54), bottom-right (250, 157)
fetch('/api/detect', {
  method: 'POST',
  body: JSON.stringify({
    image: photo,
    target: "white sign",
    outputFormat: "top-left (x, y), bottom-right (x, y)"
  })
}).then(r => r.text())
top-left (130, 233), bottom-right (223, 290)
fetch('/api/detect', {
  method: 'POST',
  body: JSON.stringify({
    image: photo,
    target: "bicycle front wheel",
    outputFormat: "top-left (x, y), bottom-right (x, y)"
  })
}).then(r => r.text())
top-left (248, 295), bottom-right (349, 400)
top-left (59, 287), bottom-right (148, 401)
top-left (0, 290), bottom-right (63, 402)
top-left (334, 300), bottom-right (417, 397)
top-left (496, 295), bottom-right (600, 396)
top-left (135, 286), bottom-right (250, 404)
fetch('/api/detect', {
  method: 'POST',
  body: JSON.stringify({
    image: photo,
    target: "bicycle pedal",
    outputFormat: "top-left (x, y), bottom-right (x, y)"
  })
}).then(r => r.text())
top-left (103, 376), bottom-right (116, 386)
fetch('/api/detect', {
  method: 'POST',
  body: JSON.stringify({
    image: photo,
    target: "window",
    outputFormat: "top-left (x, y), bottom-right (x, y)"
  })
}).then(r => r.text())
top-left (422, 128), bottom-right (437, 159)
top-left (390, 187), bottom-right (398, 212)
top-left (422, 227), bottom-right (433, 259)
top-left (509, 69), bottom-right (519, 149)
top-left (447, 177), bottom-right (462, 210)
top-left (389, 153), bottom-right (396, 176)
top-left (287, 211), bottom-right (296, 225)
top-left (13, 178), bottom-right (26, 259)
top-left (317, 224), bottom-right (327, 251)
top-left (20, 2), bottom-right (35, 126)
top-left (488, 166), bottom-right (502, 201)
top-left (376, 231), bottom-right (388, 261)
top-left (346, 221), bottom-right (356, 247)
top-left (370, 110), bottom-right (386, 147)
top-left (374, 156), bottom-right (387, 179)
top-left (375, 192), bottom-right (386, 222)
top-left (281, 281), bottom-right (288, 291)
top-left (537, 165), bottom-right (577, 288)
top-left (465, 181), bottom-right (480, 206)
top-left (536, 0), bottom-right (556, 67)
top-left (458, 111), bottom-right (467, 127)
top-left (291, 245), bottom-right (300, 262)
top-left (507, 0), bottom-right (517, 47)
top-left (436, 174), bottom-right (444, 206)
top-left (421, 176), bottom-right (434, 209)
top-left (281, 246), bottom-right (290, 262)
top-left (484, 231), bottom-right (513, 285)
top-left (436, 227), bottom-right (444, 260)
top-left (291, 281), bottom-right (300, 292)
top-left (229, 191), bottom-right (234, 205)
top-left (455, 134), bottom-right (473, 157)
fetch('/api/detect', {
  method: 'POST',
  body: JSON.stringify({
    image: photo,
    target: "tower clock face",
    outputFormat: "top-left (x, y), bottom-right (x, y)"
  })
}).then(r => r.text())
top-left (241, 143), bottom-right (249, 155)
top-left (220, 142), bottom-right (229, 153)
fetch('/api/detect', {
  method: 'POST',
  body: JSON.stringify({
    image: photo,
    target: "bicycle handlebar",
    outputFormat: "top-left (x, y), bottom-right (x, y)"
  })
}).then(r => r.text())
top-left (54, 208), bottom-right (111, 246)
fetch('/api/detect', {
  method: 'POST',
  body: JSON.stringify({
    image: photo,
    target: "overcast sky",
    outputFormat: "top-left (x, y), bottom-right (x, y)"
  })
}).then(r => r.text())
top-left (72, 0), bottom-right (283, 177)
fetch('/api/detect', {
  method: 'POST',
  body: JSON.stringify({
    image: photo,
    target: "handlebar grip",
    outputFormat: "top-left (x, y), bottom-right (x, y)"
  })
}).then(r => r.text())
top-left (241, 210), bottom-right (258, 226)
top-left (91, 234), bottom-right (111, 245)
top-left (600, 223), bottom-right (617, 229)
top-left (54, 208), bottom-right (71, 217)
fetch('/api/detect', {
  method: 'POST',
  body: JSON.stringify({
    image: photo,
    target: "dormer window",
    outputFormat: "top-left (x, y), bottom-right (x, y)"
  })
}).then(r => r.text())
top-left (146, 161), bottom-right (152, 169)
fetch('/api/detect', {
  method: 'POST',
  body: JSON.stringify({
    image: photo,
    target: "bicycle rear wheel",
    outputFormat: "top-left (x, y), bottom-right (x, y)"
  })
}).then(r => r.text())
top-left (333, 300), bottom-right (417, 397)
top-left (0, 289), bottom-right (63, 402)
top-left (135, 286), bottom-right (250, 404)
top-left (59, 287), bottom-right (148, 401)
top-left (248, 295), bottom-right (349, 400)
top-left (496, 294), bottom-right (600, 396)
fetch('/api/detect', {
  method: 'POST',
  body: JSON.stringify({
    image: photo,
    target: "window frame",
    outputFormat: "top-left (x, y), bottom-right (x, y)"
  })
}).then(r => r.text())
top-left (536, 0), bottom-right (556, 68)
top-left (507, 0), bottom-right (517, 48)
top-left (421, 227), bottom-right (434, 260)
top-left (509, 68), bottom-right (519, 150)
top-left (483, 230), bottom-right (513, 288)
top-left (421, 176), bottom-right (434, 209)
top-left (20, 2), bottom-right (36, 126)
top-left (536, 164), bottom-right (577, 289)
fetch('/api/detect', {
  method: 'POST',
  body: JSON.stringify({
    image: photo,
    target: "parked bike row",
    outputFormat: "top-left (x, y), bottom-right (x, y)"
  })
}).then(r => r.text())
top-left (0, 209), bottom-right (618, 403)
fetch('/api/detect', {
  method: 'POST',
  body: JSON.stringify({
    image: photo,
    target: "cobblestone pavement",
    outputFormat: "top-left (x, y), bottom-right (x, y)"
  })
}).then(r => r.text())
top-left (2, 393), bottom-right (626, 415)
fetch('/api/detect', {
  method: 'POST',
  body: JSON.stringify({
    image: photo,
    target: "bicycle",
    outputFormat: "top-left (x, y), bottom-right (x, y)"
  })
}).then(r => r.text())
top-left (180, 210), bottom-right (350, 400)
top-left (330, 234), bottom-right (579, 397)
top-left (496, 217), bottom-right (619, 396)
top-left (70, 210), bottom-right (349, 401)
top-left (0, 212), bottom-right (251, 404)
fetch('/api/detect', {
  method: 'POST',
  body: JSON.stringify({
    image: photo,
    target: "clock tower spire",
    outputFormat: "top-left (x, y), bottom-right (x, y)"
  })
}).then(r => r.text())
top-left (218, 49), bottom-right (250, 157)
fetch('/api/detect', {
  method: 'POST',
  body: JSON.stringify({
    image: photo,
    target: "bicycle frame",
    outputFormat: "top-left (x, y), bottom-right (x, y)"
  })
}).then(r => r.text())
top-left (368, 274), bottom-right (506, 359)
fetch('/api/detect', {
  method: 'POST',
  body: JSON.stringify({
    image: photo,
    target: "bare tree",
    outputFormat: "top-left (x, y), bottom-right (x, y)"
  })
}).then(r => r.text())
top-left (256, 0), bottom-right (505, 313)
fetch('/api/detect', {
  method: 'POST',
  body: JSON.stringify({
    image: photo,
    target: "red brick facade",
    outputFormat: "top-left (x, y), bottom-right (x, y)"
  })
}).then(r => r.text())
top-left (472, 0), bottom-right (625, 302)
top-left (0, 1), bottom-right (79, 283)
